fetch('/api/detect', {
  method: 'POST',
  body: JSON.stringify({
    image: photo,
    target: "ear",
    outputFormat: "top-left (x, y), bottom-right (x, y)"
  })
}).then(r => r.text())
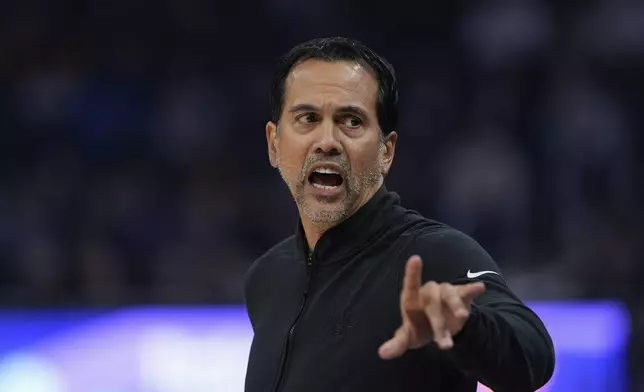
top-left (380, 131), bottom-right (397, 176)
top-left (266, 121), bottom-right (279, 168)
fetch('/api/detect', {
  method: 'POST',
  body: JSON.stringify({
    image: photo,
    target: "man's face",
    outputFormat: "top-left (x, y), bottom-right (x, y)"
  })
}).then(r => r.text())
top-left (266, 59), bottom-right (397, 227)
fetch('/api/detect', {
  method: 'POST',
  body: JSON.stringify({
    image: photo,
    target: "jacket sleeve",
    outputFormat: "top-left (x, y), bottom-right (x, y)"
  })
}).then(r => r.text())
top-left (414, 229), bottom-right (555, 392)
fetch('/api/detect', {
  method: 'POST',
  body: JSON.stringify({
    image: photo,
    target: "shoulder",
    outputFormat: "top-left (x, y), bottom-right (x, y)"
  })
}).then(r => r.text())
top-left (244, 235), bottom-right (297, 297)
top-left (245, 235), bottom-right (296, 281)
top-left (414, 225), bottom-right (491, 260)
top-left (409, 224), bottom-right (500, 283)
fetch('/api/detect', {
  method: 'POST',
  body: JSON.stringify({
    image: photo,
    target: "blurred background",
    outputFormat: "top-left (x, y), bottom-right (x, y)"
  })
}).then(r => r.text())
top-left (0, 0), bottom-right (642, 391)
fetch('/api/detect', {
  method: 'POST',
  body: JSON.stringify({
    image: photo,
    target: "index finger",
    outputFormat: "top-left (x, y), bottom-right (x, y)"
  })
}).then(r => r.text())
top-left (401, 255), bottom-right (423, 303)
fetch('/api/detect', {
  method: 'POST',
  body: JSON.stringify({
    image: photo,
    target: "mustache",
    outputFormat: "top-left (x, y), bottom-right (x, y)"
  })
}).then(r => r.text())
top-left (300, 156), bottom-right (349, 180)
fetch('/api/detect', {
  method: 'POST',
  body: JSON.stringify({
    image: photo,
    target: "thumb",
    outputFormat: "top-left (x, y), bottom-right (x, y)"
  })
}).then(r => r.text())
top-left (378, 325), bottom-right (411, 360)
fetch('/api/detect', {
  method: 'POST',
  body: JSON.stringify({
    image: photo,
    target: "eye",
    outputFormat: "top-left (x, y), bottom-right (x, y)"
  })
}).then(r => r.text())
top-left (296, 113), bottom-right (319, 124)
top-left (342, 116), bottom-right (362, 129)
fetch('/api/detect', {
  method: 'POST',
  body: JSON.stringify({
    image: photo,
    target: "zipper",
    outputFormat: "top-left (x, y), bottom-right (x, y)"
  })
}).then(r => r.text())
top-left (272, 251), bottom-right (313, 392)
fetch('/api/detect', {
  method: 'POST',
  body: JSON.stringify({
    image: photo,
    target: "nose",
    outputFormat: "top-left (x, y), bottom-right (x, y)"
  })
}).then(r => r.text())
top-left (312, 121), bottom-right (343, 156)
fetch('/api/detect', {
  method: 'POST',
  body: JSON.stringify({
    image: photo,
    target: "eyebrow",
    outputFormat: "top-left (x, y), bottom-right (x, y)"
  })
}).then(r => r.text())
top-left (288, 104), bottom-right (369, 119)
top-left (288, 104), bottom-right (319, 114)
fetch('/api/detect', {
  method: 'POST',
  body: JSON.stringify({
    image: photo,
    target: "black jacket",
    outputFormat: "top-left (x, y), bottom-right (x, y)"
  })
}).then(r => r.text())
top-left (244, 186), bottom-right (555, 392)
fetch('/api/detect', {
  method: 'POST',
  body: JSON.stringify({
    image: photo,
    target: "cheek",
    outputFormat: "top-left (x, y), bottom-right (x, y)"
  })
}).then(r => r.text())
top-left (276, 139), bottom-right (307, 176)
top-left (349, 145), bottom-right (383, 175)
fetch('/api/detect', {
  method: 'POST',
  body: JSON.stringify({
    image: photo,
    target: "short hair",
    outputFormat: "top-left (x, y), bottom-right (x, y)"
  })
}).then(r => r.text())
top-left (269, 37), bottom-right (398, 135)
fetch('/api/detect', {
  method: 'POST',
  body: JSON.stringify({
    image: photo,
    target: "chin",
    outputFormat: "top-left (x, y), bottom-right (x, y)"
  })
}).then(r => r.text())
top-left (303, 203), bottom-right (350, 225)
top-left (295, 185), bottom-right (358, 224)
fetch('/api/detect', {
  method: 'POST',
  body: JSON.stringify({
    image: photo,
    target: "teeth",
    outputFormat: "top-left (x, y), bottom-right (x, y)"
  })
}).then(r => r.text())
top-left (313, 167), bottom-right (339, 175)
top-left (312, 183), bottom-right (339, 190)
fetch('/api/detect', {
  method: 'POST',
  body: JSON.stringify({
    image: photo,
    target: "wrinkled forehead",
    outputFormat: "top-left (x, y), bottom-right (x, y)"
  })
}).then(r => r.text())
top-left (284, 59), bottom-right (379, 112)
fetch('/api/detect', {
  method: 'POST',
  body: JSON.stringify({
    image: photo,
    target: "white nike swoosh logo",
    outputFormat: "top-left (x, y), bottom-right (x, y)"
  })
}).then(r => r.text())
top-left (466, 270), bottom-right (499, 279)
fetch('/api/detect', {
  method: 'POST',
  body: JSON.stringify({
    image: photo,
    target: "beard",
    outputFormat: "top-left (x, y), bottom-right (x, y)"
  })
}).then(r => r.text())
top-left (278, 153), bottom-right (383, 228)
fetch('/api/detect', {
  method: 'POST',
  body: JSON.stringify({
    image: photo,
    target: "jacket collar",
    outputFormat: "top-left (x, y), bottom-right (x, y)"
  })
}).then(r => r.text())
top-left (295, 184), bottom-right (401, 265)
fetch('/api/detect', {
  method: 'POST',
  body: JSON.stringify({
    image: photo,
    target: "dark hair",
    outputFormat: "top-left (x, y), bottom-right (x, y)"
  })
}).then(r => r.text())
top-left (270, 37), bottom-right (398, 135)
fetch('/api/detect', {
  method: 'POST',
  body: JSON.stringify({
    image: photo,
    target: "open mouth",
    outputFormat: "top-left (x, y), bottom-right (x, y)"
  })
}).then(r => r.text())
top-left (308, 167), bottom-right (344, 190)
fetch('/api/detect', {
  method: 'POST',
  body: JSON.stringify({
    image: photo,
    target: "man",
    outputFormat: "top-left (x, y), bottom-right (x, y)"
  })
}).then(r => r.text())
top-left (244, 36), bottom-right (555, 392)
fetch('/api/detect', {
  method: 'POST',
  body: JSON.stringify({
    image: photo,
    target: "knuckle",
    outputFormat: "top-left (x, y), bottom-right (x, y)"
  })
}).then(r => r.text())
top-left (419, 289), bottom-right (433, 304)
top-left (447, 297), bottom-right (460, 307)
top-left (426, 281), bottom-right (439, 290)
top-left (455, 307), bottom-right (469, 318)
top-left (421, 286), bottom-right (440, 302)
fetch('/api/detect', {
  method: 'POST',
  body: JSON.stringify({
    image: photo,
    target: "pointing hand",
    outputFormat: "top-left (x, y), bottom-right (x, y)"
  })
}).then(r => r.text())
top-left (378, 255), bottom-right (485, 359)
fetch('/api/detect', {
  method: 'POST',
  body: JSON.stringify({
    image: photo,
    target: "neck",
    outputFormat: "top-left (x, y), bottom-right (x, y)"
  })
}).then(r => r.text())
top-left (301, 220), bottom-right (325, 250)
top-left (300, 180), bottom-right (383, 250)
